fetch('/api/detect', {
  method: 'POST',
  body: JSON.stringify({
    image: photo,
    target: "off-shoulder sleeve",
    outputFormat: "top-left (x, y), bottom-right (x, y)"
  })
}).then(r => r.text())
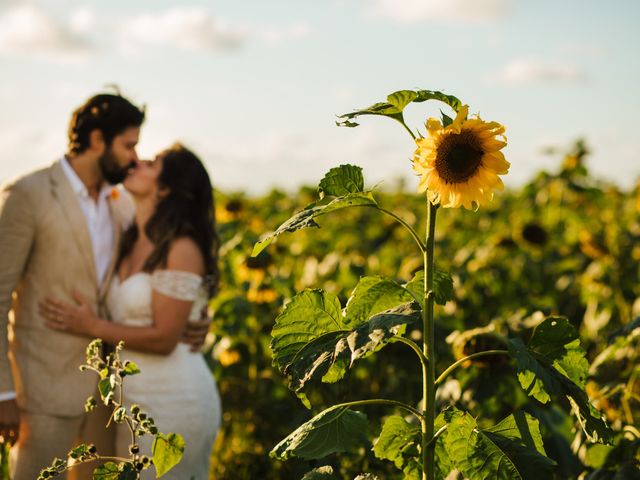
top-left (150, 270), bottom-right (203, 301)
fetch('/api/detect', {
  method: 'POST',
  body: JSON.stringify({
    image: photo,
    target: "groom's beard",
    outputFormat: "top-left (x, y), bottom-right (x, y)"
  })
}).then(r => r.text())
top-left (99, 147), bottom-right (131, 185)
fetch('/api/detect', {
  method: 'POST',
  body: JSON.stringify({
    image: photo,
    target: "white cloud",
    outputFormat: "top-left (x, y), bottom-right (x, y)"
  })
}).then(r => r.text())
top-left (367, 0), bottom-right (510, 24)
top-left (0, 4), bottom-right (93, 62)
top-left (68, 6), bottom-right (96, 35)
top-left (494, 58), bottom-right (587, 84)
top-left (119, 7), bottom-right (312, 53)
top-left (121, 7), bottom-right (247, 52)
top-left (258, 20), bottom-right (312, 45)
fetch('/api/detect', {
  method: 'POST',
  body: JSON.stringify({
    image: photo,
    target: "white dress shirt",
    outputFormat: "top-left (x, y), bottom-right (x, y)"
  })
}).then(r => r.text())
top-left (60, 156), bottom-right (115, 285)
top-left (0, 158), bottom-right (116, 402)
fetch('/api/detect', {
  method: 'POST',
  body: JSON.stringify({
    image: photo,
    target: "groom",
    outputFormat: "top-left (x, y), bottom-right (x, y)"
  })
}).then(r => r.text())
top-left (0, 93), bottom-right (208, 479)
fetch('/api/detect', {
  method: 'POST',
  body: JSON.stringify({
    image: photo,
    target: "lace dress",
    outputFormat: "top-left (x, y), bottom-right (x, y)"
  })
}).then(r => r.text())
top-left (107, 270), bottom-right (221, 480)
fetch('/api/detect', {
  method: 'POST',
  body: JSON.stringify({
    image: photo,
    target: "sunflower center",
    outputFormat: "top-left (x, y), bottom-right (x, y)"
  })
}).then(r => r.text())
top-left (435, 131), bottom-right (484, 184)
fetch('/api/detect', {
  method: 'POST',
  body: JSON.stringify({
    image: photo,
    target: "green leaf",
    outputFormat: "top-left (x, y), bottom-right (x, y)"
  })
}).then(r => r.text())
top-left (373, 415), bottom-right (421, 479)
top-left (444, 410), bottom-right (556, 480)
top-left (97, 375), bottom-right (116, 405)
top-left (113, 407), bottom-right (126, 423)
top-left (300, 466), bottom-right (339, 479)
top-left (354, 475), bottom-right (381, 480)
top-left (434, 413), bottom-right (452, 480)
top-left (122, 361), bottom-right (140, 377)
top-left (318, 165), bottom-right (365, 199)
top-left (273, 293), bottom-right (419, 395)
top-left (387, 90), bottom-right (418, 111)
top-left (507, 319), bottom-right (612, 443)
top-left (404, 269), bottom-right (454, 307)
top-left (344, 276), bottom-right (415, 327)
top-left (92, 462), bottom-right (119, 480)
top-left (152, 433), bottom-right (185, 478)
top-left (440, 110), bottom-right (453, 127)
top-left (336, 89), bottom-right (462, 128)
top-left (271, 406), bottom-right (368, 460)
top-left (116, 463), bottom-right (137, 480)
top-left (527, 316), bottom-right (588, 387)
top-left (413, 90), bottom-right (463, 112)
top-left (271, 289), bottom-right (345, 371)
top-left (252, 192), bottom-right (377, 256)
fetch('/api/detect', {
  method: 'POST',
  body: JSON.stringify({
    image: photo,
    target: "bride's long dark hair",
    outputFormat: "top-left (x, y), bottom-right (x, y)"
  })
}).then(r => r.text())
top-left (119, 143), bottom-right (220, 297)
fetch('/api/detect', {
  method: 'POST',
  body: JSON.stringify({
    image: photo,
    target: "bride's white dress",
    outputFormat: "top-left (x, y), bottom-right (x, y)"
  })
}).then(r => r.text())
top-left (107, 270), bottom-right (221, 480)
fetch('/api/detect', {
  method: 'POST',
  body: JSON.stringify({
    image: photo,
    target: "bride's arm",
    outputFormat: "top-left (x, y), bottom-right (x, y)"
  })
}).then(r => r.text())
top-left (40, 238), bottom-right (205, 355)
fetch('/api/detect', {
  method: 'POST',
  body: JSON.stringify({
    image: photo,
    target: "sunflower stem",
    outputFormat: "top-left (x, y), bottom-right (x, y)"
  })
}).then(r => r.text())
top-left (378, 207), bottom-right (426, 253)
top-left (397, 119), bottom-right (417, 140)
top-left (422, 201), bottom-right (438, 480)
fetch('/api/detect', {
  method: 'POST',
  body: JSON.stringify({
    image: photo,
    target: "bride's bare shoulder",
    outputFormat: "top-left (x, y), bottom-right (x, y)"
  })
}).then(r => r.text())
top-left (165, 237), bottom-right (204, 275)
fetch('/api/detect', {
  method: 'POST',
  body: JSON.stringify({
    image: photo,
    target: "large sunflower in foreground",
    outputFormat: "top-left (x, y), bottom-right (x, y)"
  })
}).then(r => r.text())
top-left (412, 105), bottom-right (509, 209)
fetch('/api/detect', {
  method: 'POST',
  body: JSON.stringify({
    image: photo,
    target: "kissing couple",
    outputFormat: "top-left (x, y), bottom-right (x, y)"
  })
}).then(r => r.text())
top-left (0, 93), bottom-right (222, 479)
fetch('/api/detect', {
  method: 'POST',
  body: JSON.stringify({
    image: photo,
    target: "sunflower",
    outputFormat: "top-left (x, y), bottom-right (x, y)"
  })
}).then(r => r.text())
top-left (413, 105), bottom-right (509, 209)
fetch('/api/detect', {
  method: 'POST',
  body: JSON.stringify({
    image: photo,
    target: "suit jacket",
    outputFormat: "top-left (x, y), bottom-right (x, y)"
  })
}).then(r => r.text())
top-left (0, 160), bottom-right (132, 416)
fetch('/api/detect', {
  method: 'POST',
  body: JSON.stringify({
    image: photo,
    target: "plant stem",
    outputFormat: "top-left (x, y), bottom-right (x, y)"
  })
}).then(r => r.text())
top-left (434, 350), bottom-right (510, 386)
top-left (423, 202), bottom-right (438, 480)
top-left (378, 207), bottom-right (426, 253)
top-left (333, 398), bottom-right (423, 420)
top-left (390, 336), bottom-right (429, 382)
top-left (398, 119), bottom-right (417, 141)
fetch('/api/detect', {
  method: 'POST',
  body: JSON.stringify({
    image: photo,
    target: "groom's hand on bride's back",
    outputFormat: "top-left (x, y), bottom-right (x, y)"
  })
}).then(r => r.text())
top-left (180, 307), bottom-right (211, 352)
top-left (0, 398), bottom-right (19, 444)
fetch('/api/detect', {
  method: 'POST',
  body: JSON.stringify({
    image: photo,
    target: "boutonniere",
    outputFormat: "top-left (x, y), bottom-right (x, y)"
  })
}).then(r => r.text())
top-left (109, 187), bottom-right (120, 201)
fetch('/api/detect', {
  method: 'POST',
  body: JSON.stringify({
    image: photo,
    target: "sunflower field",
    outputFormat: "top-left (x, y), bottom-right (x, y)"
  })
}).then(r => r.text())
top-left (207, 92), bottom-right (639, 479)
top-left (3, 94), bottom-right (637, 480)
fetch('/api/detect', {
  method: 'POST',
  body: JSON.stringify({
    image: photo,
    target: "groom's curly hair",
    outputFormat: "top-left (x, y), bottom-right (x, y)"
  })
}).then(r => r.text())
top-left (119, 144), bottom-right (220, 298)
top-left (67, 93), bottom-right (145, 155)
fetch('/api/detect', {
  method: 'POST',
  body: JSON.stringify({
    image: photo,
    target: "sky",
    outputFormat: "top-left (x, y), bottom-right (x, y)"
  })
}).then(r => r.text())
top-left (0, 0), bottom-right (639, 194)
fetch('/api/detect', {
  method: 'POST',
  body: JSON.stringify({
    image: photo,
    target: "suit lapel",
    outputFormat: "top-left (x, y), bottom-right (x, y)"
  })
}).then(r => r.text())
top-left (100, 197), bottom-right (122, 299)
top-left (49, 161), bottom-right (98, 285)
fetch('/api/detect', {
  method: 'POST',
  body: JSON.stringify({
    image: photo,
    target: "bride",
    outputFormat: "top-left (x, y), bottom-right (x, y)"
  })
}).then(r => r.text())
top-left (39, 143), bottom-right (221, 479)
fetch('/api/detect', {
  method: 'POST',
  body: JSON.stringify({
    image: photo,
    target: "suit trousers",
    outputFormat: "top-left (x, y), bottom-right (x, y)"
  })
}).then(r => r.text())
top-left (9, 403), bottom-right (114, 480)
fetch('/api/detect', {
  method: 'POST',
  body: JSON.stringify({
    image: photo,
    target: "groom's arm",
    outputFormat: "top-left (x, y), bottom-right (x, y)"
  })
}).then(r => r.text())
top-left (0, 180), bottom-right (36, 427)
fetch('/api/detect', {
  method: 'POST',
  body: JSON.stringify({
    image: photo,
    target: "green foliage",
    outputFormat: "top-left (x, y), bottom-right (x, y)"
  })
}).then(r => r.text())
top-left (36, 340), bottom-right (183, 480)
top-left (507, 317), bottom-right (612, 443)
top-left (336, 89), bottom-right (462, 128)
top-left (271, 286), bottom-right (419, 404)
top-left (444, 409), bottom-right (557, 479)
top-left (209, 138), bottom-right (639, 478)
top-left (252, 192), bottom-right (377, 257)
top-left (373, 416), bottom-right (421, 479)
top-left (319, 165), bottom-right (365, 199)
top-left (271, 406), bottom-right (368, 460)
top-left (300, 466), bottom-right (339, 479)
top-left (404, 269), bottom-right (454, 307)
top-left (153, 433), bottom-right (186, 478)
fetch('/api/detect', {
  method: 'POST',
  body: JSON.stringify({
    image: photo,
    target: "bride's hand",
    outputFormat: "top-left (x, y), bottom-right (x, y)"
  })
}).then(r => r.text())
top-left (39, 289), bottom-right (98, 336)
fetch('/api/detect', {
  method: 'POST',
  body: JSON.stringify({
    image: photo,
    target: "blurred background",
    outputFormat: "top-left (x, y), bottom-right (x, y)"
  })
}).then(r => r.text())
top-left (1, 1), bottom-right (639, 479)
top-left (0, 0), bottom-right (638, 192)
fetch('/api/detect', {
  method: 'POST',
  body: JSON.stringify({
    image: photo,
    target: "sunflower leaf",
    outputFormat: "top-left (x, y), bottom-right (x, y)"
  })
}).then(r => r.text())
top-left (373, 415), bottom-right (421, 479)
top-left (300, 466), bottom-right (339, 480)
top-left (344, 276), bottom-right (416, 328)
top-left (387, 90), bottom-right (418, 111)
top-left (507, 317), bottom-right (612, 443)
top-left (272, 289), bottom-right (420, 395)
top-left (404, 269), bottom-right (454, 306)
top-left (444, 409), bottom-right (557, 480)
top-left (337, 89), bottom-right (461, 128)
top-left (414, 90), bottom-right (463, 112)
top-left (441, 110), bottom-right (453, 127)
top-left (318, 164), bottom-right (365, 199)
top-left (270, 406), bottom-right (368, 460)
top-left (252, 192), bottom-right (377, 256)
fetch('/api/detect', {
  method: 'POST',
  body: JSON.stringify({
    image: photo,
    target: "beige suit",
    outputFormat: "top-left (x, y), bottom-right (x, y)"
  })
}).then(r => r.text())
top-left (0, 160), bottom-right (129, 478)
